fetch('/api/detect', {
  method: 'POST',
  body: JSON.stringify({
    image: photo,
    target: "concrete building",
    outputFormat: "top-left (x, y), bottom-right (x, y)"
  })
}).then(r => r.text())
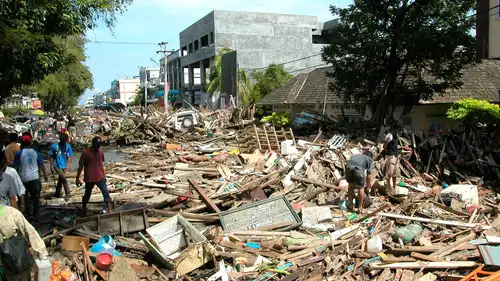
top-left (139, 67), bottom-right (161, 103)
top-left (159, 50), bottom-right (186, 105)
top-left (476, 0), bottom-right (500, 59)
top-left (93, 92), bottom-right (107, 108)
top-left (4, 94), bottom-right (38, 109)
top-left (178, 10), bottom-right (337, 104)
top-left (84, 97), bottom-right (94, 108)
top-left (107, 78), bottom-right (140, 106)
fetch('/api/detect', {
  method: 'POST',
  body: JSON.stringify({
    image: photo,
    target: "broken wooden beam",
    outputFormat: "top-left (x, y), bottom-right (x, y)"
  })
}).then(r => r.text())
top-left (188, 179), bottom-right (221, 213)
top-left (291, 175), bottom-right (344, 190)
top-left (378, 212), bottom-right (491, 230)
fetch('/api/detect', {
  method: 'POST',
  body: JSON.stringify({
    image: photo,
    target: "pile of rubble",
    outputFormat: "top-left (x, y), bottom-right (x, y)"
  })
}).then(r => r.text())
top-left (37, 119), bottom-right (500, 281)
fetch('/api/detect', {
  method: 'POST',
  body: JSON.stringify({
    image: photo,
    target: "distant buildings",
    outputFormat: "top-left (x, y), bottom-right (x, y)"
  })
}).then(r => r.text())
top-left (93, 78), bottom-right (140, 108)
top-left (84, 97), bottom-right (94, 108)
top-left (176, 10), bottom-right (337, 104)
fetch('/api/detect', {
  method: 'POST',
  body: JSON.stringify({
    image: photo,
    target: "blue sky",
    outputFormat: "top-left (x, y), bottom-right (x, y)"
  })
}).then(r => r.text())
top-left (80, 0), bottom-right (352, 104)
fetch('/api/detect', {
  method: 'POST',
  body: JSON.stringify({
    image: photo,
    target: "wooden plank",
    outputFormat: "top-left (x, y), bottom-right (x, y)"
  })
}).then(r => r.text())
top-left (262, 125), bottom-right (272, 152)
top-left (429, 232), bottom-right (475, 257)
top-left (188, 179), bottom-right (221, 213)
top-left (291, 175), bottom-right (344, 190)
top-left (378, 213), bottom-right (491, 230)
top-left (370, 261), bottom-right (477, 269)
top-left (272, 127), bottom-right (280, 152)
top-left (411, 252), bottom-right (445, 262)
top-left (253, 124), bottom-right (262, 150)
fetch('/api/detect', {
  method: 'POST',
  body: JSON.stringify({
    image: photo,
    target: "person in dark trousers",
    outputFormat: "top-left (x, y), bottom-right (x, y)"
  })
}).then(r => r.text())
top-left (346, 150), bottom-right (374, 214)
top-left (76, 136), bottom-right (111, 215)
top-left (13, 135), bottom-right (48, 219)
top-left (49, 133), bottom-right (73, 200)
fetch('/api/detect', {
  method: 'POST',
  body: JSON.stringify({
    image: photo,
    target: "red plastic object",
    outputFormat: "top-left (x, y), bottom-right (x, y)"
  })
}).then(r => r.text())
top-left (96, 252), bottom-right (113, 270)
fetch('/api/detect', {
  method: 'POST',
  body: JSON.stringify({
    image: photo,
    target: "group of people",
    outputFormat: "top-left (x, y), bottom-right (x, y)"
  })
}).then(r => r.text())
top-left (0, 130), bottom-right (111, 280)
top-left (29, 113), bottom-right (78, 141)
top-left (345, 125), bottom-right (401, 214)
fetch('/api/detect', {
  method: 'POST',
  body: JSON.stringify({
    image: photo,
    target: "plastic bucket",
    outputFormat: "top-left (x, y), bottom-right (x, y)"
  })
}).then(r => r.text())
top-left (96, 251), bottom-right (113, 270)
top-left (367, 235), bottom-right (383, 253)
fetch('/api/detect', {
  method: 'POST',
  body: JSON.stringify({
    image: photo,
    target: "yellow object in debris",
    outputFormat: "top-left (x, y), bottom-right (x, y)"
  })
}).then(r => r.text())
top-left (229, 149), bottom-right (240, 155)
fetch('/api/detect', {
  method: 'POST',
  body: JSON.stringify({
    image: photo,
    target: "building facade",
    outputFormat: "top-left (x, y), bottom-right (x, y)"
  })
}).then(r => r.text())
top-left (107, 78), bottom-right (140, 106)
top-left (177, 10), bottom-right (337, 104)
top-left (476, 0), bottom-right (500, 59)
top-left (159, 50), bottom-right (184, 105)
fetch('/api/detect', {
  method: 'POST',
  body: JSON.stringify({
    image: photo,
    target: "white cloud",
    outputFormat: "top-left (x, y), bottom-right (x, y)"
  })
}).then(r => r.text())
top-left (136, 0), bottom-right (336, 21)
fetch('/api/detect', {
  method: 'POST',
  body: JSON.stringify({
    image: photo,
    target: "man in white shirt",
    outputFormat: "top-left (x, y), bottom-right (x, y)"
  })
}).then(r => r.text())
top-left (0, 151), bottom-right (26, 212)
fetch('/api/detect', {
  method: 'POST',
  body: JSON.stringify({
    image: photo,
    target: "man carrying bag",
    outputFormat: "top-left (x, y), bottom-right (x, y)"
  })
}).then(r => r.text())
top-left (0, 204), bottom-right (48, 280)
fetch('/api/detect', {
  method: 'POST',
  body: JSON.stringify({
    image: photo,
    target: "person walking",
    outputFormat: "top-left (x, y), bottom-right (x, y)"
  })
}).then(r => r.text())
top-left (383, 125), bottom-right (400, 195)
top-left (5, 133), bottom-right (20, 165)
top-left (0, 151), bottom-right (26, 212)
top-left (67, 115), bottom-right (77, 137)
top-left (49, 133), bottom-right (73, 200)
top-left (13, 135), bottom-right (48, 219)
top-left (0, 204), bottom-right (48, 281)
top-left (34, 117), bottom-right (47, 140)
top-left (76, 136), bottom-right (111, 214)
top-left (345, 150), bottom-right (375, 214)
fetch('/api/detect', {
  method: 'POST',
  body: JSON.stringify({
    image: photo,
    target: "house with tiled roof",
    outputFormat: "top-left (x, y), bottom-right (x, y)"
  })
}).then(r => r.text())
top-left (258, 60), bottom-right (500, 133)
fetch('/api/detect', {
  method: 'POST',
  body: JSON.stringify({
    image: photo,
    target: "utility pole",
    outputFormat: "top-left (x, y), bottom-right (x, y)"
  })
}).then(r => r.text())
top-left (144, 81), bottom-right (148, 114)
top-left (157, 42), bottom-right (170, 114)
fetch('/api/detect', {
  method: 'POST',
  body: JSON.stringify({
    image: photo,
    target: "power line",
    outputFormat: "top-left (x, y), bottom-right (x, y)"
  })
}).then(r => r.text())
top-left (288, 64), bottom-right (328, 73)
top-left (87, 40), bottom-right (158, 45)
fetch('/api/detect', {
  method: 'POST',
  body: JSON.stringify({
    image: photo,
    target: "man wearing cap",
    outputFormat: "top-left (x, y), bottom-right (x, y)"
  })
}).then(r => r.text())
top-left (383, 126), bottom-right (400, 194)
top-left (76, 136), bottom-right (111, 214)
top-left (345, 150), bottom-right (375, 214)
top-left (13, 135), bottom-right (48, 218)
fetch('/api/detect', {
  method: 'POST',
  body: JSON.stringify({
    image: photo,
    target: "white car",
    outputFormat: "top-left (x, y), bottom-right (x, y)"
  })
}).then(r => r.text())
top-left (169, 110), bottom-right (199, 130)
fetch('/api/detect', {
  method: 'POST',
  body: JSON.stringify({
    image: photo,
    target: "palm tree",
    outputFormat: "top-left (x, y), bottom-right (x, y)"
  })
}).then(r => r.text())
top-left (207, 48), bottom-right (252, 106)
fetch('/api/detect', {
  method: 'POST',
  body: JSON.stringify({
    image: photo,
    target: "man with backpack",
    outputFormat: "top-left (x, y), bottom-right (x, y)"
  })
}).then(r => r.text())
top-left (13, 135), bottom-right (48, 218)
top-left (0, 204), bottom-right (48, 281)
top-left (49, 133), bottom-right (73, 200)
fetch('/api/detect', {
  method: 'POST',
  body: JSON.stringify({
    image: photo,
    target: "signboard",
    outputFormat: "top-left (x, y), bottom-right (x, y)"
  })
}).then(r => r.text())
top-left (219, 196), bottom-right (301, 232)
top-left (32, 100), bottom-right (42, 109)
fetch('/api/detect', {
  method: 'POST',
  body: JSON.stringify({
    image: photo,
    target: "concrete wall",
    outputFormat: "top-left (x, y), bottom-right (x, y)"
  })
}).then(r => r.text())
top-left (406, 104), bottom-right (463, 134)
top-left (214, 10), bottom-right (326, 71)
top-left (179, 12), bottom-right (216, 67)
top-left (489, 0), bottom-right (500, 58)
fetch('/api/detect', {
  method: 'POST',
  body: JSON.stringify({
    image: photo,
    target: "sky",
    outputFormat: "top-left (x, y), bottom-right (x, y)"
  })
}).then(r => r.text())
top-left (80, 0), bottom-right (352, 104)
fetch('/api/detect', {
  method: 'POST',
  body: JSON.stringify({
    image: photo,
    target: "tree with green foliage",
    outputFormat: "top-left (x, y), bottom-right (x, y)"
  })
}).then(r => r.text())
top-left (447, 98), bottom-right (500, 125)
top-left (30, 35), bottom-right (93, 111)
top-left (261, 112), bottom-right (291, 127)
top-left (249, 64), bottom-right (293, 105)
top-left (322, 0), bottom-right (476, 130)
top-left (130, 87), bottom-right (146, 107)
top-left (0, 0), bottom-right (132, 103)
top-left (207, 48), bottom-right (252, 106)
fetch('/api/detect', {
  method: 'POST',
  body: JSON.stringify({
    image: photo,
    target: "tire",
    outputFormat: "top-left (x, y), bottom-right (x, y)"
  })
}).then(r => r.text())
top-left (182, 118), bottom-right (194, 128)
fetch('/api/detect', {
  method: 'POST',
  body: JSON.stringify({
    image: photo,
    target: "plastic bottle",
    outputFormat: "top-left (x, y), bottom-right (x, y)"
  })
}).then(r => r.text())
top-left (35, 257), bottom-right (51, 281)
top-left (393, 224), bottom-right (423, 244)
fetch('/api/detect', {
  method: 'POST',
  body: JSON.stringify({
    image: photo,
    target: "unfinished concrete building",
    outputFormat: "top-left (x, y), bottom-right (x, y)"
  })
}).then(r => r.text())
top-left (178, 10), bottom-right (337, 104)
